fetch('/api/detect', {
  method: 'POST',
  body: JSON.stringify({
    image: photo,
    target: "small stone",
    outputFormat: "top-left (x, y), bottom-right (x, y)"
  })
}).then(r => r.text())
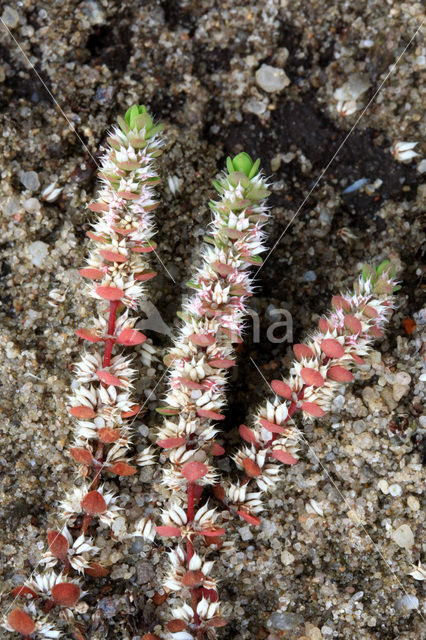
top-left (245, 98), bottom-right (267, 115)
top-left (268, 612), bottom-right (303, 631)
top-left (3, 196), bottom-right (20, 217)
top-left (24, 198), bottom-right (41, 214)
top-left (255, 64), bottom-right (290, 93)
top-left (407, 495), bottom-right (420, 511)
top-left (388, 483), bottom-right (402, 497)
top-left (82, 0), bottom-right (106, 25)
top-left (270, 154), bottom-right (282, 172)
top-left (396, 595), bottom-right (419, 612)
top-left (303, 270), bottom-right (317, 282)
top-left (20, 171), bottom-right (40, 191)
top-left (417, 159), bottom-right (426, 173)
top-left (378, 479), bottom-right (389, 494)
top-left (28, 241), bottom-right (49, 267)
top-left (280, 550), bottom-right (295, 565)
top-left (238, 525), bottom-right (253, 541)
top-left (1, 5), bottom-right (19, 28)
top-left (391, 524), bottom-right (414, 549)
top-left (136, 560), bottom-right (155, 585)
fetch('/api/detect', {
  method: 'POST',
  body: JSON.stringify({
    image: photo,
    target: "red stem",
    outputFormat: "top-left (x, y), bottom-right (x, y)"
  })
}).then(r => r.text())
top-left (79, 302), bottom-right (118, 537)
top-left (103, 300), bottom-right (119, 367)
top-left (186, 482), bottom-right (203, 638)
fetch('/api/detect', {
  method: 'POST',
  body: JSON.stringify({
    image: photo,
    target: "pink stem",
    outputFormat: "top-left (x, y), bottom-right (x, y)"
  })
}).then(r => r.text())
top-left (186, 482), bottom-right (203, 638)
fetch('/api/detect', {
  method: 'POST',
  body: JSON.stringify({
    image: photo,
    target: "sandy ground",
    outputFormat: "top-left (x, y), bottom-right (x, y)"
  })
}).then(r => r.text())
top-left (0, 1), bottom-right (425, 639)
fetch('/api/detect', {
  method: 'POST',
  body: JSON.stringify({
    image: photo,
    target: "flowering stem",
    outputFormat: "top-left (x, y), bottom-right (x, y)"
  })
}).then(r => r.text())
top-left (186, 483), bottom-right (203, 636)
top-left (103, 300), bottom-right (119, 368)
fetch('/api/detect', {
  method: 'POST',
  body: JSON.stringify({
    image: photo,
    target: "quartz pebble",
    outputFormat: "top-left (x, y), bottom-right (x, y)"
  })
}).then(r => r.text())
top-left (255, 64), bottom-right (290, 93)
top-left (1, 5), bottom-right (19, 28)
top-left (268, 611), bottom-right (303, 631)
top-left (20, 171), bottom-right (40, 192)
top-left (407, 495), bottom-right (420, 511)
top-left (391, 524), bottom-right (414, 549)
top-left (28, 241), bottom-right (49, 267)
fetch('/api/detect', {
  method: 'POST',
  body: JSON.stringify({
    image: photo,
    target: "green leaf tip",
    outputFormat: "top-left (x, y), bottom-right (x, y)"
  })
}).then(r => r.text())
top-left (123, 104), bottom-right (161, 133)
top-left (227, 152), bottom-right (260, 178)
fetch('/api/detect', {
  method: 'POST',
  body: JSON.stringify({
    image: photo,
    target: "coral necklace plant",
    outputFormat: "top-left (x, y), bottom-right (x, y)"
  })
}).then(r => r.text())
top-left (3, 105), bottom-right (163, 640)
top-left (154, 153), bottom-right (271, 639)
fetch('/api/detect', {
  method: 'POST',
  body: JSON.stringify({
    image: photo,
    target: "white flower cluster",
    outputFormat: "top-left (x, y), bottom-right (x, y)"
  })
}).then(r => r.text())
top-left (229, 264), bottom-right (396, 522)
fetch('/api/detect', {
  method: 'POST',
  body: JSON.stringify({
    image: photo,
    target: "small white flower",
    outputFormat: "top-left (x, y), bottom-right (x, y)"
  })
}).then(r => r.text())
top-left (391, 141), bottom-right (419, 163)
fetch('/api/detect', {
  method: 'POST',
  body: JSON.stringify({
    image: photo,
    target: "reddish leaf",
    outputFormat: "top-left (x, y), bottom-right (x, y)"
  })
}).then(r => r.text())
top-left (344, 315), bottom-right (362, 334)
top-left (239, 424), bottom-right (258, 445)
top-left (156, 526), bottom-right (181, 537)
top-left (152, 592), bottom-right (168, 605)
top-left (205, 617), bottom-right (228, 628)
top-left (293, 343), bottom-right (314, 361)
top-left (318, 318), bottom-right (332, 333)
top-left (95, 285), bottom-right (123, 301)
top-left (156, 406), bottom-right (180, 416)
top-left (242, 458), bottom-right (261, 477)
top-left (327, 366), bottom-right (354, 382)
top-left (117, 190), bottom-right (140, 200)
top-left (270, 450), bottom-right (298, 465)
top-left (6, 609), bottom-right (35, 636)
top-left (271, 379), bottom-right (292, 400)
top-left (11, 585), bottom-right (37, 598)
top-left (96, 370), bottom-right (124, 387)
top-left (88, 202), bottom-right (108, 213)
top-left (332, 295), bottom-right (351, 311)
top-left (84, 563), bottom-right (109, 578)
top-left (361, 304), bottom-right (378, 319)
top-left (131, 241), bottom-right (158, 253)
top-left (47, 530), bottom-right (69, 562)
top-left (301, 402), bottom-right (325, 417)
top-left (189, 333), bottom-right (215, 347)
top-left (109, 462), bottom-right (137, 476)
top-left (351, 353), bottom-right (366, 365)
top-left (237, 510), bottom-right (261, 526)
top-left (166, 620), bottom-right (187, 632)
top-left (369, 325), bottom-right (383, 338)
top-left (75, 328), bottom-right (102, 343)
top-left (99, 249), bottom-right (127, 263)
top-left (81, 490), bottom-right (106, 515)
top-left (211, 261), bottom-right (235, 276)
top-left (98, 427), bottom-right (121, 443)
top-left (70, 447), bottom-right (93, 466)
top-left (259, 417), bottom-right (287, 434)
top-left (208, 358), bottom-right (235, 369)
top-left (182, 570), bottom-right (204, 587)
top-left (142, 635), bottom-right (160, 640)
top-left (69, 406), bottom-right (96, 419)
top-left (211, 443), bottom-right (225, 456)
top-left (221, 327), bottom-right (243, 343)
top-left (157, 437), bottom-right (187, 449)
top-left (116, 328), bottom-right (146, 345)
top-left (86, 231), bottom-right (107, 243)
top-left (320, 338), bottom-right (345, 359)
top-left (301, 367), bottom-right (325, 388)
top-left (51, 582), bottom-right (80, 607)
top-left (202, 528), bottom-right (226, 537)
top-left (201, 587), bottom-right (219, 601)
top-left (197, 409), bottom-right (225, 420)
top-left (135, 271), bottom-right (157, 281)
top-left (121, 404), bottom-right (141, 418)
top-left (110, 226), bottom-right (136, 235)
top-left (78, 268), bottom-right (104, 280)
top-left (181, 461), bottom-right (208, 482)
top-left (176, 377), bottom-right (204, 390)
